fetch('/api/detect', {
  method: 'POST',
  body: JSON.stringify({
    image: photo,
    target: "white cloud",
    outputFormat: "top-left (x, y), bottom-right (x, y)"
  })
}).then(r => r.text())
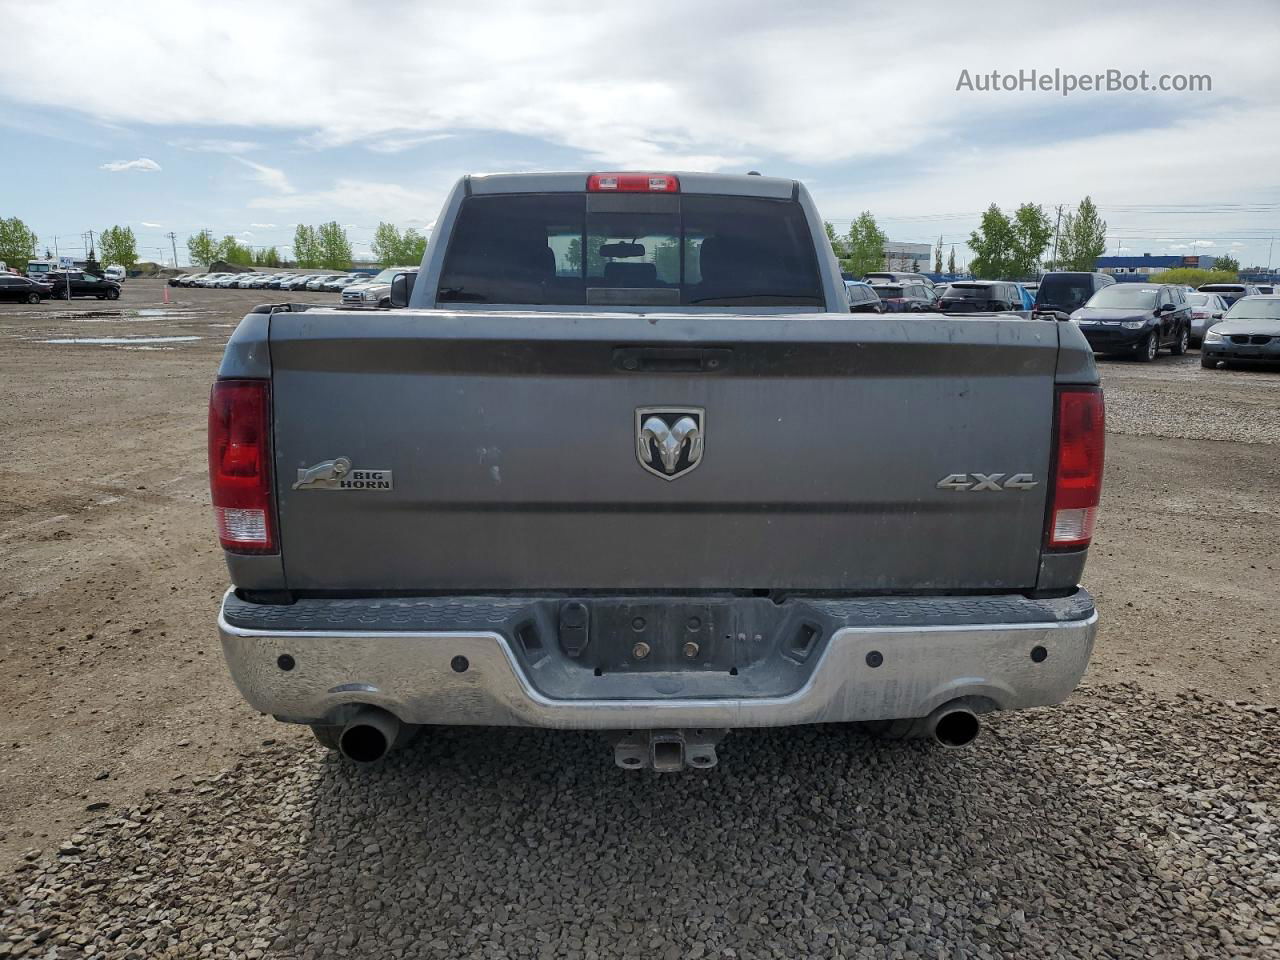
top-left (249, 223), bottom-right (276, 229)
top-left (100, 157), bottom-right (160, 172)
top-left (363, 132), bottom-right (456, 154)
top-left (5, 0), bottom-right (1280, 265)
top-left (248, 178), bottom-right (442, 222)
top-left (141, 221), bottom-right (162, 228)
top-left (8, 0), bottom-right (1268, 174)
top-left (170, 137), bottom-right (260, 153)
top-left (233, 156), bottom-right (293, 193)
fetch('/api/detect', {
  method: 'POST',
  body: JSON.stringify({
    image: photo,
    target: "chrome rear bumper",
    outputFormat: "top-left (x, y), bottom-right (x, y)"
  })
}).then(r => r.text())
top-left (219, 590), bottom-right (1097, 730)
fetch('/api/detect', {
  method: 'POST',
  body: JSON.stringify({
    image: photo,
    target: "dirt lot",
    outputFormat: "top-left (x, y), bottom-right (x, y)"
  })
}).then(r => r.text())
top-left (1, 279), bottom-right (1278, 957)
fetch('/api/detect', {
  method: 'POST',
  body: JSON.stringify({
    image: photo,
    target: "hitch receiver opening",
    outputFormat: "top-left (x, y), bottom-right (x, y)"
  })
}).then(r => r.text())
top-left (611, 728), bottom-right (728, 772)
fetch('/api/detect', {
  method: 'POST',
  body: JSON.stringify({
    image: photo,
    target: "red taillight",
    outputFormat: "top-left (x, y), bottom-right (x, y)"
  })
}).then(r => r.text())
top-left (1047, 386), bottom-right (1105, 549)
top-left (587, 173), bottom-right (679, 193)
top-left (208, 379), bottom-right (275, 553)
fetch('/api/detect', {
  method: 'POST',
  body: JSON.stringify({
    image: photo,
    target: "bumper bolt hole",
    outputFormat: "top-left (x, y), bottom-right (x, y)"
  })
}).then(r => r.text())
top-left (631, 617), bottom-right (646, 631)
top-left (450, 655), bottom-right (470, 673)
top-left (1030, 645), bottom-right (1048, 663)
top-left (276, 654), bottom-right (295, 672)
top-left (866, 650), bottom-right (884, 668)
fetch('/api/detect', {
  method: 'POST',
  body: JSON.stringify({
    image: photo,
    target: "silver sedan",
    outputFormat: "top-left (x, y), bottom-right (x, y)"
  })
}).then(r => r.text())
top-left (1186, 292), bottom-right (1228, 346)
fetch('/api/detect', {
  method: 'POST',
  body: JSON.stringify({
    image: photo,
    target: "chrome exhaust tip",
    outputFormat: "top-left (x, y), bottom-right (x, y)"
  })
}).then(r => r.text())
top-left (924, 704), bottom-right (981, 749)
top-left (338, 706), bottom-right (406, 763)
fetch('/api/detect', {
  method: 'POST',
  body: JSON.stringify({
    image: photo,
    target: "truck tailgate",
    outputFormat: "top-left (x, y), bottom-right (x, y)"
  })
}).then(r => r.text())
top-left (268, 310), bottom-right (1059, 592)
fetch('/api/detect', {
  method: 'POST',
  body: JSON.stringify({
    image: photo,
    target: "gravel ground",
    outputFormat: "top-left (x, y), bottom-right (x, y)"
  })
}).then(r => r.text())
top-left (1098, 355), bottom-right (1280, 445)
top-left (2, 283), bottom-right (1279, 959)
top-left (2, 686), bottom-right (1277, 960)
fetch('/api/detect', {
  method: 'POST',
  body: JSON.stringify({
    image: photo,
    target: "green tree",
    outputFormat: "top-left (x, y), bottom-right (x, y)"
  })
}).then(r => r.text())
top-left (565, 236), bottom-right (583, 273)
top-left (1211, 254), bottom-right (1240, 274)
top-left (316, 221), bottom-right (352, 269)
top-left (254, 246), bottom-right (281, 267)
top-left (215, 235), bottom-right (254, 265)
top-left (1056, 196), bottom-right (1108, 272)
top-left (371, 221), bottom-right (402, 265)
top-left (400, 228), bottom-right (428, 265)
top-left (947, 246), bottom-right (957, 274)
top-left (1010, 203), bottom-right (1053, 278)
top-left (824, 221), bottom-right (849, 261)
top-left (968, 204), bottom-right (1017, 278)
top-left (186, 230), bottom-right (218, 267)
top-left (844, 211), bottom-right (887, 278)
top-left (293, 224), bottom-right (319, 267)
top-left (934, 235), bottom-right (944, 274)
top-left (98, 225), bottom-right (139, 270)
top-left (0, 216), bottom-right (39, 267)
top-left (651, 238), bottom-right (681, 282)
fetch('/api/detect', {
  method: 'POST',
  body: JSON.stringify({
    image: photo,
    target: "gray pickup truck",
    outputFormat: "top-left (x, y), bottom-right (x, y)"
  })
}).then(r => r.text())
top-left (211, 171), bottom-right (1104, 771)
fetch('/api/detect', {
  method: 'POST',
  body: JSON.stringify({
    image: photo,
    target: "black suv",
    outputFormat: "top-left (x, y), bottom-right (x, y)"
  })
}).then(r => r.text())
top-left (0, 274), bottom-right (54, 303)
top-left (871, 282), bottom-right (935, 312)
top-left (843, 281), bottom-right (884, 313)
top-left (1197, 283), bottom-right (1261, 307)
top-left (49, 271), bottom-right (122, 300)
top-left (1071, 283), bottom-right (1192, 361)
top-left (1033, 272), bottom-right (1114, 320)
top-left (937, 281), bottom-right (1024, 313)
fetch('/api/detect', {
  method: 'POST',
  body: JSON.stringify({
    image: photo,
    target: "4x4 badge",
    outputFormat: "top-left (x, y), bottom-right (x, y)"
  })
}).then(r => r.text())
top-left (293, 457), bottom-right (393, 491)
top-left (636, 407), bottom-right (705, 481)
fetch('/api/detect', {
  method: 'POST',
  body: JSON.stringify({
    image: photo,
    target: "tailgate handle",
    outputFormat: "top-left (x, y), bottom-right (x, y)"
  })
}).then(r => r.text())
top-left (613, 347), bottom-right (731, 373)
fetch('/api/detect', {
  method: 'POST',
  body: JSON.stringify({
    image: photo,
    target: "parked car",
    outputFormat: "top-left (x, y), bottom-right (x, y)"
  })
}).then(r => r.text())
top-left (48, 271), bottom-right (122, 300)
top-left (286, 275), bottom-right (319, 291)
top-left (1070, 283), bottom-right (1191, 361)
top-left (843, 280), bottom-right (884, 313)
top-left (1033, 272), bottom-right (1115, 321)
top-left (247, 274), bottom-right (275, 289)
top-left (341, 266), bottom-right (420, 307)
top-left (235, 274), bottom-right (265, 289)
top-left (215, 274), bottom-right (244, 288)
top-left (210, 169), bottom-right (1103, 767)
top-left (864, 271), bottom-right (935, 289)
top-left (870, 281), bottom-right (935, 312)
top-left (0, 274), bottom-right (53, 303)
top-left (937, 281), bottom-right (1024, 313)
top-left (306, 274), bottom-right (347, 291)
top-left (1185, 292), bottom-right (1228, 347)
top-left (102, 265), bottom-right (126, 282)
top-left (1201, 295), bottom-right (1280, 368)
top-left (320, 274), bottom-right (353, 292)
top-left (1197, 283), bottom-right (1261, 307)
top-left (265, 274), bottom-right (298, 290)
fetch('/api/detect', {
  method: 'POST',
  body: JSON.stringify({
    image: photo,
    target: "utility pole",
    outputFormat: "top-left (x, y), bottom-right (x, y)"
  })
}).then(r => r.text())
top-left (1049, 204), bottom-right (1064, 271)
top-left (166, 231), bottom-right (179, 268)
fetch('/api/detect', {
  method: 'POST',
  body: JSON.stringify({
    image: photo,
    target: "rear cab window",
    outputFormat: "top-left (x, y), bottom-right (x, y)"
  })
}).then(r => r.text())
top-left (437, 192), bottom-right (823, 308)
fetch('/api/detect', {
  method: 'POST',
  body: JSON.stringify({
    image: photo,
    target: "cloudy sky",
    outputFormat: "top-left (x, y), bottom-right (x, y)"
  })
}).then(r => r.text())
top-left (2, 0), bottom-right (1278, 268)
